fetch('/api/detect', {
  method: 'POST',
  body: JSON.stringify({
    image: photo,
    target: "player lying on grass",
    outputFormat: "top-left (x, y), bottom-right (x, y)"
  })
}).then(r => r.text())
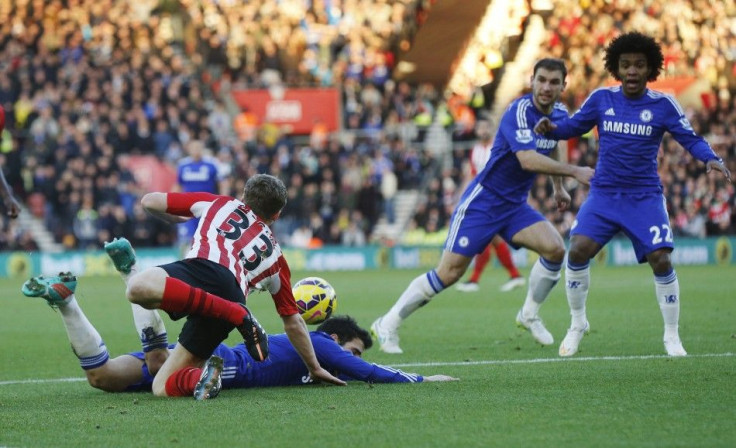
top-left (21, 272), bottom-right (458, 399)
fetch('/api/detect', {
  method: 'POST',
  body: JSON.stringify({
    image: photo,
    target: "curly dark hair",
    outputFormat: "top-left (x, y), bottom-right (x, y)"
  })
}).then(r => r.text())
top-left (603, 32), bottom-right (663, 82)
top-left (316, 315), bottom-right (373, 350)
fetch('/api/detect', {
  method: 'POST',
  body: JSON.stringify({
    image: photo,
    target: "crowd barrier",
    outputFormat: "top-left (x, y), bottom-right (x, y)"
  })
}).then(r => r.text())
top-left (0, 237), bottom-right (733, 278)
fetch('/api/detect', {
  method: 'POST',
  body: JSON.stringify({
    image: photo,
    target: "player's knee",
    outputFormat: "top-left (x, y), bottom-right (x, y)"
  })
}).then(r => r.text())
top-left (546, 244), bottom-right (566, 263)
top-left (647, 250), bottom-right (672, 273)
top-left (436, 264), bottom-right (464, 286)
top-left (126, 274), bottom-right (157, 306)
top-left (567, 244), bottom-right (590, 264)
top-left (145, 350), bottom-right (169, 376)
top-left (125, 281), bottom-right (145, 305)
top-left (86, 371), bottom-right (118, 392)
top-left (151, 377), bottom-right (168, 397)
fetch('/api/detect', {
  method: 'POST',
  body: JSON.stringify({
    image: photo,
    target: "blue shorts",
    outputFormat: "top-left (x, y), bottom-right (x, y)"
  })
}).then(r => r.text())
top-left (122, 347), bottom-right (177, 392)
top-left (445, 180), bottom-right (545, 257)
top-left (571, 189), bottom-right (673, 263)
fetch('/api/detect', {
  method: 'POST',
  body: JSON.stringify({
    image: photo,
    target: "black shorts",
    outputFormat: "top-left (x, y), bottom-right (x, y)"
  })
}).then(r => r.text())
top-left (160, 258), bottom-right (245, 359)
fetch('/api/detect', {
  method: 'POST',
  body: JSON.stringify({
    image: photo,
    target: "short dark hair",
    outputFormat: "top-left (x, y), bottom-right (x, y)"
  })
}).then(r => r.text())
top-left (316, 315), bottom-right (373, 350)
top-left (604, 32), bottom-right (663, 82)
top-left (533, 58), bottom-right (567, 81)
top-left (243, 174), bottom-right (287, 220)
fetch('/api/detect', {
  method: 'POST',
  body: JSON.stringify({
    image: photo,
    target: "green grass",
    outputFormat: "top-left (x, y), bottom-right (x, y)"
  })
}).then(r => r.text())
top-left (1, 265), bottom-right (735, 447)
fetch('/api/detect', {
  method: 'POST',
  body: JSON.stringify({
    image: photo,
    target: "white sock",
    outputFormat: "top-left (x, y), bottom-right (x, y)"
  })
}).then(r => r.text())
top-left (565, 262), bottom-right (590, 329)
top-left (57, 296), bottom-right (109, 369)
top-left (121, 264), bottom-right (168, 352)
top-left (383, 270), bottom-right (444, 330)
top-left (521, 258), bottom-right (561, 319)
top-left (132, 304), bottom-right (169, 352)
top-left (654, 270), bottom-right (680, 341)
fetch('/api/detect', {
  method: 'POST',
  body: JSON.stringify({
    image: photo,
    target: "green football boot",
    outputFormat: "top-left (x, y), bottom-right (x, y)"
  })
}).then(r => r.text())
top-left (21, 272), bottom-right (77, 307)
top-left (104, 237), bottom-right (137, 274)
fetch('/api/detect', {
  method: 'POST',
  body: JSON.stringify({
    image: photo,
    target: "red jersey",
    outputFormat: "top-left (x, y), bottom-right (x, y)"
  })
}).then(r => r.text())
top-left (166, 192), bottom-right (299, 317)
top-left (469, 140), bottom-right (492, 177)
top-left (0, 104), bottom-right (5, 132)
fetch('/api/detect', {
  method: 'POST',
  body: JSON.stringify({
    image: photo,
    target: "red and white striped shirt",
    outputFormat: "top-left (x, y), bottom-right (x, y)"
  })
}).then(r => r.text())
top-left (167, 192), bottom-right (299, 316)
top-left (469, 141), bottom-right (492, 177)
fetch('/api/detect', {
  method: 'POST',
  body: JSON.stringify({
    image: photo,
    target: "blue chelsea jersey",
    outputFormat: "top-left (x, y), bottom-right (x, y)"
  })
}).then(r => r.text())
top-left (548, 86), bottom-right (715, 193)
top-left (477, 93), bottom-right (568, 204)
top-left (177, 157), bottom-right (221, 193)
top-left (213, 332), bottom-right (422, 388)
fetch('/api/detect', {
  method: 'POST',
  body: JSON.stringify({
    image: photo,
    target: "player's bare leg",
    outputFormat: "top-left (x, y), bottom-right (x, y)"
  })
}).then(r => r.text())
top-left (85, 355), bottom-right (148, 392)
top-left (105, 237), bottom-right (169, 371)
top-left (372, 251), bottom-right (472, 353)
top-left (510, 221), bottom-right (564, 345)
top-left (153, 344), bottom-right (207, 397)
top-left (492, 236), bottom-right (526, 292)
top-left (21, 273), bottom-right (113, 382)
top-left (456, 245), bottom-right (491, 292)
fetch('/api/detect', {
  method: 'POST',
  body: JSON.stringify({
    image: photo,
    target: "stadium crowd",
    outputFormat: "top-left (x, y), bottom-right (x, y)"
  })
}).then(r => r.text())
top-left (0, 0), bottom-right (733, 252)
top-left (416, 0), bottom-right (736, 244)
top-left (0, 0), bottom-right (437, 251)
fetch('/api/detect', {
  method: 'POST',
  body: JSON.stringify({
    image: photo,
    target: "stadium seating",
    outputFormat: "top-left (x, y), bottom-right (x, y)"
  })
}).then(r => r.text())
top-left (0, 0), bottom-right (732, 251)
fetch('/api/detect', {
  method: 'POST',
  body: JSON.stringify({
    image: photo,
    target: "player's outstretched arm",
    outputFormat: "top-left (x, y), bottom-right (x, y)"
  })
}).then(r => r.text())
top-left (141, 192), bottom-right (191, 224)
top-left (282, 313), bottom-right (347, 386)
top-left (422, 375), bottom-right (460, 382)
top-left (516, 150), bottom-right (594, 185)
top-left (706, 159), bottom-right (733, 184)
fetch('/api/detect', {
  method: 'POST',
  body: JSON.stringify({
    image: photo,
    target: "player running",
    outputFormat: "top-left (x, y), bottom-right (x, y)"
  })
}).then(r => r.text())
top-left (534, 32), bottom-right (732, 357)
top-left (456, 119), bottom-right (526, 293)
top-left (371, 59), bottom-right (594, 354)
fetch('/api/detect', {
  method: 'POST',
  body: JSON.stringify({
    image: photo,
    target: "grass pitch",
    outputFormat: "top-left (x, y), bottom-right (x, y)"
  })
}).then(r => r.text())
top-left (1, 264), bottom-right (735, 447)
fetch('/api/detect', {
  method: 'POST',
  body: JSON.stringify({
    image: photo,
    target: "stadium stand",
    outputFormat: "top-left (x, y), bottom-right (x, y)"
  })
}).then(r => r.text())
top-left (0, 0), bottom-right (732, 252)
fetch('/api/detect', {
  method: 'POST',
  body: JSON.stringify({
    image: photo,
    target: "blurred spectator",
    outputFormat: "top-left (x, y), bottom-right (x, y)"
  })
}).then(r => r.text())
top-left (0, 0), bottom-right (734, 255)
top-left (174, 139), bottom-right (225, 245)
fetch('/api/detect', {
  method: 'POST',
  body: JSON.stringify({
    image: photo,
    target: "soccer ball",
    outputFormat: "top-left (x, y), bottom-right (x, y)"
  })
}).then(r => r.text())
top-left (292, 277), bottom-right (337, 325)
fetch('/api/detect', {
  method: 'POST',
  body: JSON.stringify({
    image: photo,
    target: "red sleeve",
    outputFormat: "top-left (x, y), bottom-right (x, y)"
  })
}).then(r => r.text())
top-left (0, 105), bottom-right (5, 133)
top-left (166, 192), bottom-right (222, 217)
top-left (270, 256), bottom-right (300, 317)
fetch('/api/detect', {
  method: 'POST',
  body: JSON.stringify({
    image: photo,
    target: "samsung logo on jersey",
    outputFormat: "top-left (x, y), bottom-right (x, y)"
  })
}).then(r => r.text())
top-left (537, 138), bottom-right (556, 150)
top-left (602, 120), bottom-right (653, 136)
top-left (181, 166), bottom-right (211, 181)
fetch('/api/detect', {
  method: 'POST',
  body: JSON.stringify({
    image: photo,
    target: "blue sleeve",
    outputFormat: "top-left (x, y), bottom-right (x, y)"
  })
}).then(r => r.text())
top-left (313, 335), bottom-right (423, 383)
top-left (660, 96), bottom-right (718, 163)
top-left (498, 100), bottom-right (535, 153)
top-left (548, 91), bottom-right (600, 140)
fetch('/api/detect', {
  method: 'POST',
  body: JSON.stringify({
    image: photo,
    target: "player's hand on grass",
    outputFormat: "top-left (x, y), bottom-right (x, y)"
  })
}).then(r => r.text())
top-left (423, 375), bottom-right (459, 382)
top-left (706, 159), bottom-right (732, 183)
top-left (310, 367), bottom-right (347, 386)
top-left (534, 117), bottom-right (556, 134)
